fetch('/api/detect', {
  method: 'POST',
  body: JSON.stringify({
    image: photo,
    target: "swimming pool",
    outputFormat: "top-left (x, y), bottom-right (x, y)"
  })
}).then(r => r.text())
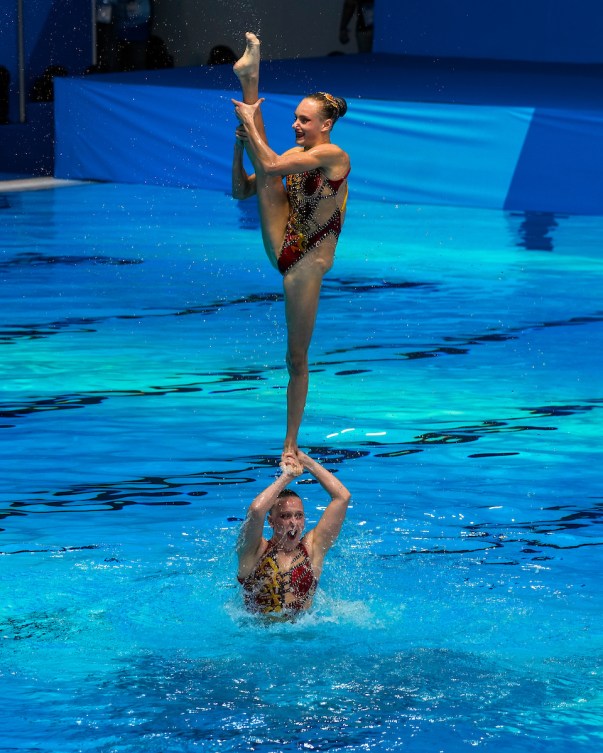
top-left (1, 182), bottom-right (602, 751)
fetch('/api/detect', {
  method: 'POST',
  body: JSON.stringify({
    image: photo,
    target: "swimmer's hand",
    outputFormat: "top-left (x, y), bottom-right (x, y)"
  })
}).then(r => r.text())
top-left (232, 97), bottom-right (265, 125)
top-left (280, 452), bottom-right (303, 477)
top-left (235, 124), bottom-right (248, 143)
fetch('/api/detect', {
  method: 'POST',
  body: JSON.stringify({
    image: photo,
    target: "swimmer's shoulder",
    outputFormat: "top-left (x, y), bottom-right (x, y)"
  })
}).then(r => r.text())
top-left (322, 144), bottom-right (350, 182)
top-left (237, 536), bottom-right (271, 580)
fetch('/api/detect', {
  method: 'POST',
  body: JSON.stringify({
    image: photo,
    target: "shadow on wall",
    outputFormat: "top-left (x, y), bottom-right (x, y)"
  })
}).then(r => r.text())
top-left (29, 65), bottom-right (68, 103)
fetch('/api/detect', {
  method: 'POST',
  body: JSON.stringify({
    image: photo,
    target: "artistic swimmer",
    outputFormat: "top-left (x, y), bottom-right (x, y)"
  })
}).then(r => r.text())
top-left (231, 32), bottom-right (351, 472)
top-left (237, 451), bottom-right (351, 618)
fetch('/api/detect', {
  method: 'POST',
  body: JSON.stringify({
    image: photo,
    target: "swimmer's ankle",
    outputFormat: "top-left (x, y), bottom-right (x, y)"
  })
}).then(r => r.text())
top-left (283, 439), bottom-right (298, 453)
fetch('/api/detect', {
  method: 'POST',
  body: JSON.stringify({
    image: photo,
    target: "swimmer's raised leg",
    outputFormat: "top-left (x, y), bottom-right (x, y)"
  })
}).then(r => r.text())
top-left (232, 31), bottom-right (289, 260)
top-left (233, 32), bottom-right (267, 140)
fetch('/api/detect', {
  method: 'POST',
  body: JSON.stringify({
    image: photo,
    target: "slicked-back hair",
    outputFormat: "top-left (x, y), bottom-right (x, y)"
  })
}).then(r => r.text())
top-left (307, 91), bottom-right (348, 128)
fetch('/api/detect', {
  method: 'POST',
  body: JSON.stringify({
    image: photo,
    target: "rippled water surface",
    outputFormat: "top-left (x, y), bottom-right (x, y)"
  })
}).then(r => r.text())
top-left (1, 183), bottom-right (602, 752)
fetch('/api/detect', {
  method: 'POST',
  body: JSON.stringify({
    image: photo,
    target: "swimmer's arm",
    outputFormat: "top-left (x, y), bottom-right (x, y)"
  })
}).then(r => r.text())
top-left (232, 98), bottom-right (347, 177)
top-left (232, 132), bottom-right (257, 200)
top-left (267, 144), bottom-right (348, 178)
top-left (299, 452), bottom-right (351, 554)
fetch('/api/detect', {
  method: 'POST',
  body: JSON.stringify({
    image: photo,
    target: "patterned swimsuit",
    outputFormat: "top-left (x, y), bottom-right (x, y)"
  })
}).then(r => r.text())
top-left (277, 167), bottom-right (350, 276)
top-left (239, 541), bottom-right (318, 615)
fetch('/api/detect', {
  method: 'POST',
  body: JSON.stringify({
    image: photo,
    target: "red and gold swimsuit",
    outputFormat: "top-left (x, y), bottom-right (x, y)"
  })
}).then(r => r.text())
top-left (277, 167), bottom-right (350, 276)
top-left (239, 541), bottom-right (318, 615)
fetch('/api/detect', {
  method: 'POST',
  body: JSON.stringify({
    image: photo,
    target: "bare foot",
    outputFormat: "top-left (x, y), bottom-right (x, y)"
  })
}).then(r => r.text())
top-left (233, 32), bottom-right (261, 79)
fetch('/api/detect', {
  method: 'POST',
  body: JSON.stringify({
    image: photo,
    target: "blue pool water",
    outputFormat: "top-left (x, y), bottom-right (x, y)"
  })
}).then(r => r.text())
top-left (1, 182), bottom-right (602, 752)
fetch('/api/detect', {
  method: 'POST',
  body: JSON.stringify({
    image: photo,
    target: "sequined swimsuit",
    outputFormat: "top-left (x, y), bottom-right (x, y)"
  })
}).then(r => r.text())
top-left (277, 167), bottom-right (350, 276)
top-left (238, 541), bottom-right (318, 615)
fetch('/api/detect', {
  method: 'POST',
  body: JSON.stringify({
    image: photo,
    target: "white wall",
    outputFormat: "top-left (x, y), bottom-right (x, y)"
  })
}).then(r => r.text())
top-left (152, 0), bottom-right (354, 67)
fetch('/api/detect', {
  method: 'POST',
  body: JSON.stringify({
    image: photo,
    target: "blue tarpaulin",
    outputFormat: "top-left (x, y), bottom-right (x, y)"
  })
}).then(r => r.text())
top-left (54, 58), bottom-right (603, 215)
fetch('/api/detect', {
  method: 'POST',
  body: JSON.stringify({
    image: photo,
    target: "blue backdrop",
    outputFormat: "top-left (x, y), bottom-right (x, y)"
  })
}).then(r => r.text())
top-left (375, 0), bottom-right (603, 63)
top-left (54, 61), bottom-right (603, 215)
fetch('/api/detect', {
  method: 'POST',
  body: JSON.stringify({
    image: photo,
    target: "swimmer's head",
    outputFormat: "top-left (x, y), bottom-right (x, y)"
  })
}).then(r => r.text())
top-left (268, 490), bottom-right (305, 548)
top-left (270, 489), bottom-right (302, 515)
top-left (307, 92), bottom-right (348, 129)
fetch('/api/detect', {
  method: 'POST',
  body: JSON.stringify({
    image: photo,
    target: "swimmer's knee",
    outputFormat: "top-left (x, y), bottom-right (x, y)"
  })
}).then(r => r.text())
top-left (299, 254), bottom-right (331, 276)
top-left (286, 349), bottom-right (308, 377)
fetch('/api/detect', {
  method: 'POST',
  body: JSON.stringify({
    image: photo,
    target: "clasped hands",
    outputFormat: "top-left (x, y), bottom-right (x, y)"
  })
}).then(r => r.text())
top-left (280, 450), bottom-right (313, 478)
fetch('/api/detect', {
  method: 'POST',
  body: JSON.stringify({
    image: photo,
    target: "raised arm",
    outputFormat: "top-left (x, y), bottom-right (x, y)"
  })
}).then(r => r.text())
top-left (231, 98), bottom-right (348, 178)
top-left (299, 451), bottom-right (351, 563)
top-left (236, 462), bottom-right (301, 579)
top-left (232, 126), bottom-right (257, 200)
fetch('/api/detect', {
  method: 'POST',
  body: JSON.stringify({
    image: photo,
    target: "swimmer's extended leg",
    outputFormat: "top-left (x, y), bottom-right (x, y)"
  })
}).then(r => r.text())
top-left (282, 260), bottom-right (325, 463)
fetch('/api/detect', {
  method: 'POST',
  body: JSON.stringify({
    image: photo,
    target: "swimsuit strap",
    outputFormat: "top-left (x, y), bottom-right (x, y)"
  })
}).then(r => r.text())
top-left (340, 183), bottom-right (349, 214)
top-left (324, 167), bottom-right (351, 193)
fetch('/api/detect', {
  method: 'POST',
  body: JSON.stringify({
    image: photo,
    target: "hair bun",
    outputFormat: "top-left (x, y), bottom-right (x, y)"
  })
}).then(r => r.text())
top-left (334, 96), bottom-right (348, 118)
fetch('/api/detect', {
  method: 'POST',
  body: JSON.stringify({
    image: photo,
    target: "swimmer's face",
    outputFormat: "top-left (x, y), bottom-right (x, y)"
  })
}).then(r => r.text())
top-left (269, 496), bottom-right (305, 549)
top-left (292, 98), bottom-right (333, 147)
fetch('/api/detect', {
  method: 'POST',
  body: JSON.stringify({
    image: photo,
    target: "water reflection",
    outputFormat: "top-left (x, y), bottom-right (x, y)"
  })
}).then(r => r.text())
top-left (509, 210), bottom-right (569, 252)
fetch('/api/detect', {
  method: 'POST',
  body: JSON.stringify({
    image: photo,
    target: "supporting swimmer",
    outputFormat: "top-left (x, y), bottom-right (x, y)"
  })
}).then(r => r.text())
top-left (236, 451), bottom-right (351, 618)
